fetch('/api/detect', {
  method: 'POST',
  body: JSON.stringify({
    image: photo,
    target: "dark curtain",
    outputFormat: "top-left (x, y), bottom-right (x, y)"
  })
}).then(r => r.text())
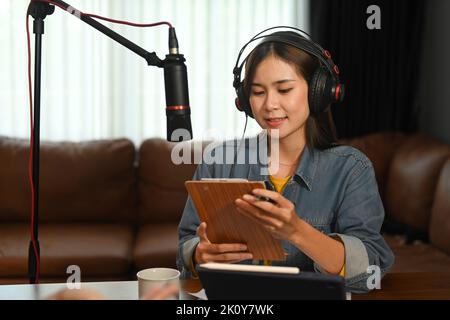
top-left (310, 0), bottom-right (427, 138)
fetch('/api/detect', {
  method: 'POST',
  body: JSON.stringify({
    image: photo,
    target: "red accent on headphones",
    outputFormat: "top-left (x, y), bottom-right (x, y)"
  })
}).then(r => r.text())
top-left (335, 85), bottom-right (341, 102)
top-left (324, 50), bottom-right (332, 59)
top-left (333, 65), bottom-right (340, 75)
top-left (235, 98), bottom-right (242, 111)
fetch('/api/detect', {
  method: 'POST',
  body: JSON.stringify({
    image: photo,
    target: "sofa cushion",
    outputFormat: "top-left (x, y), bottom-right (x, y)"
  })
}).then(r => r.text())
top-left (384, 134), bottom-right (450, 233)
top-left (0, 224), bottom-right (134, 277)
top-left (0, 137), bottom-right (137, 223)
top-left (133, 224), bottom-right (178, 269)
top-left (429, 158), bottom-right (450, 254)
top-left (384, 234), bottom-right (450, 272)
top-left (138, 139), bottom-right (204, 223)
top-left (340, 132), bottom-right (406, 200)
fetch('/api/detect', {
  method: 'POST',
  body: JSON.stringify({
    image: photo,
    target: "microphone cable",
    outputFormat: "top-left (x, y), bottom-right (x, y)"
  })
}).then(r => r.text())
top-left (229, 114), bottom-right (248, 178)
top-left (30, 0), bottom-right (173, 28)
top-left (26, 9), bottom-right (39, 284)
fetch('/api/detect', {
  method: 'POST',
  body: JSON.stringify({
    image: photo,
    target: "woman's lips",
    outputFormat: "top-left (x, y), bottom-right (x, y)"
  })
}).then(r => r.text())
top-left (265, 117), bottom-right (287, 128)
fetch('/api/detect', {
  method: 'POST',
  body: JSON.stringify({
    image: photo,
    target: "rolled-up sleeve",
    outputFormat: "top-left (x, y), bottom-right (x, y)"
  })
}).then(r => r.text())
top-left (315, 161), bottom-right (395, 293)
top-left (176, 162), bottom-right (213, 279)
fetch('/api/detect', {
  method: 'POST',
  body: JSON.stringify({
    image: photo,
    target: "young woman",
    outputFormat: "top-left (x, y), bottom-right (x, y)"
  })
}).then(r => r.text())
top-left (177, 28), bottom-right (394, 293)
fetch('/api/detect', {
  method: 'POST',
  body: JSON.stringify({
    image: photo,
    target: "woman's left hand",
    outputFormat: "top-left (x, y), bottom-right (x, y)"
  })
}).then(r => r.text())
top-left (235, 188), bottom-right (302, 243)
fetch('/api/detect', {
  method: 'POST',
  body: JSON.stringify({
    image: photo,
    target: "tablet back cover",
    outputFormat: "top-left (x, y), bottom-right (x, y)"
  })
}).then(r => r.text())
top-left (185, 180), bottom-right (285, 260)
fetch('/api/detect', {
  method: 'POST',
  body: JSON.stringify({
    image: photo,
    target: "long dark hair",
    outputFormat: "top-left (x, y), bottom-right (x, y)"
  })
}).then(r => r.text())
top-left (243, 41), bottom-right (338, 150)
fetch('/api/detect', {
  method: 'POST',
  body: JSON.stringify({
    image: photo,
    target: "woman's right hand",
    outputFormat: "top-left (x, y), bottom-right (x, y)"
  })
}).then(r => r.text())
top-left (194, 222), bottom-right (253, 264)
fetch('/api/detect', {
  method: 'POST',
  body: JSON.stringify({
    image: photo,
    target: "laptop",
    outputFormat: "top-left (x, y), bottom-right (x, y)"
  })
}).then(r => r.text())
top-left (197, 263), bottom-right (346, 300)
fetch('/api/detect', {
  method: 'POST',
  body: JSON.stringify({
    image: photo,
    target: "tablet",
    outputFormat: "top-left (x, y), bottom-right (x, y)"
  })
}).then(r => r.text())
top-left (197, 263), bottom-right (346, 300)
top-left (185, 179), bottom-right (285, 260)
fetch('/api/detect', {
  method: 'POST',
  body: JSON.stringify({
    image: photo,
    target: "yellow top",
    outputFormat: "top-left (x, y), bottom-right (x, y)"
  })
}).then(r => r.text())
top-left (269, 175), bottom-right (291, 193)
top-left (268, 175), bottom-right (345, 277)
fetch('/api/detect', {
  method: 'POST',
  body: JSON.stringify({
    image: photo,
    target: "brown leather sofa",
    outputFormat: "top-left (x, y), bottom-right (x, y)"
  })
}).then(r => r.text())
top-left (341, 133), bottom-right (450, 272)
top-left (0, 137), bottom-right (198, 284)
top-left (0, 132), bottom-right (449, 284)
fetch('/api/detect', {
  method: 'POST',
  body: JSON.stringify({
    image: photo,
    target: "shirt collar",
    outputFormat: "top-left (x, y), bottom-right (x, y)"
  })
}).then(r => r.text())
top-left (245, 136), bottom-right (318, 191)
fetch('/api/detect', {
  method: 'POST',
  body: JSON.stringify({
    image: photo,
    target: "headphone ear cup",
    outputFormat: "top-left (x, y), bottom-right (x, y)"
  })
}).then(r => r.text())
top-left (235, 84), bottom-right (254, 118)
top-left (308, 66), bottom-right (335, 115)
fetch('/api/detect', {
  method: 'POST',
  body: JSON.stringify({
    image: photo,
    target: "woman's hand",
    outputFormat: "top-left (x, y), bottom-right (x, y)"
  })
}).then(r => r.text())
top-left (235, 188), bottom-right (303, 243)
top-left (194, 222), bottom-right (253, 264)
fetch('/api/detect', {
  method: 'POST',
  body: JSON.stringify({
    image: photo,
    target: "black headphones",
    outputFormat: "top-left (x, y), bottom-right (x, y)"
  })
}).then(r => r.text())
top-left (233, 26), bottom-right (345, 118)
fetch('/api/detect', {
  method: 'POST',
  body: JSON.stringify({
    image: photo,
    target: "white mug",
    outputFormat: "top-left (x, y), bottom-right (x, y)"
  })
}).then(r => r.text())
top-left (136, 267), bottom-right (180, 300)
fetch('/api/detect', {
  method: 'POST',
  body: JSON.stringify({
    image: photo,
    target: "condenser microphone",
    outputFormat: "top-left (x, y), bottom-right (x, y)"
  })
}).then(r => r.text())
top-left (164, 27), bottom-right (192, 142)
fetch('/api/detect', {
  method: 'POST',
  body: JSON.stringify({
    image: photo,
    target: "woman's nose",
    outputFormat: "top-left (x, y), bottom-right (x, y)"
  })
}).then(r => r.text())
top-left (264, 91), bottom-right (280, 111)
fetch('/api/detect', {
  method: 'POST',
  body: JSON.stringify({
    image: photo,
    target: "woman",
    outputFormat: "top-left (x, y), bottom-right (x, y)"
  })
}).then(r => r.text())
top-left (177, 28), bottom-right (394, 293)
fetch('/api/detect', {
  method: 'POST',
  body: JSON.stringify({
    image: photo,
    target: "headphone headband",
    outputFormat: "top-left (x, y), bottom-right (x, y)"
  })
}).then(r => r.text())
top-left (234, 26), bottom-right (316, 67)
top-left (234, 26), bottom-right (340, 85)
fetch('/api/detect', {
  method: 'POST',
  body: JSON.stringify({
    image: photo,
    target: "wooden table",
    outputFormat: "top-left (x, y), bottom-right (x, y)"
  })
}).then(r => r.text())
top-left (352, 272), bottom-right (450, 300)
top-left (0, 272), bottom-right (449, 300)
top-left (183, 272), bottom-right (450, 300)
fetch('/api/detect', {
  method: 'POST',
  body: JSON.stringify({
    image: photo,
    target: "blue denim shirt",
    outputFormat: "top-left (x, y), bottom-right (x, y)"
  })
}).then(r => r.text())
top-left (177, 133), bottom-right (394, 293)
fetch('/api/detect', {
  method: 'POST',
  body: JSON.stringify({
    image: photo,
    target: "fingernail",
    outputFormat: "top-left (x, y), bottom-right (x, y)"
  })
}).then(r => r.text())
top-left (252, 189), bottom-right (260, 194)
top-left (243, 194), bottom-right (253, 201)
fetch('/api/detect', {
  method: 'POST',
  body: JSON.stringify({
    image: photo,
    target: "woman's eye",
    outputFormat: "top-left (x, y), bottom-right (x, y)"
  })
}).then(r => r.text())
top-left (279, 88), bottom-right (292, 94)
top-left (252, 91), bottom-right (265, 96)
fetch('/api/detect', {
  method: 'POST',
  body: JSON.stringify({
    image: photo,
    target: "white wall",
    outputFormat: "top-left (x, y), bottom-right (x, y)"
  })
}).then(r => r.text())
top-left (0, 0), bottom-right (310, 145)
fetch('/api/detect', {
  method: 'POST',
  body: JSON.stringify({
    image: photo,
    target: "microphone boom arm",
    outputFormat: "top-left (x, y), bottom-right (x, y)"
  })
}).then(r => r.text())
top-left (44, 0), bottom-right (164, 67)
top-left (26, 0), bottom-right (178, 284)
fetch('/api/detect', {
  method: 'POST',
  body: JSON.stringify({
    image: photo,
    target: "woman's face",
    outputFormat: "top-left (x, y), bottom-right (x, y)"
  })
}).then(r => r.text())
top-left (249, 54), bottom-right (309, 142)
